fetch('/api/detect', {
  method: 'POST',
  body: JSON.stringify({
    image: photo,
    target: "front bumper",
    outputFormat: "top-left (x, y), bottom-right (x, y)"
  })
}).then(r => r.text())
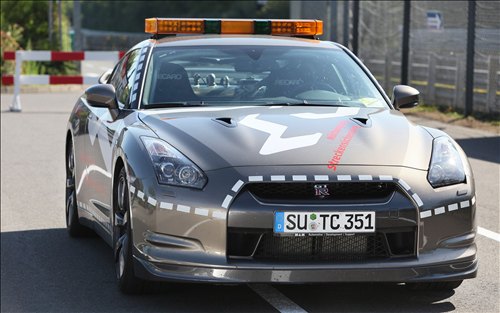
top-left (133, 244), bottom-right (477, 283)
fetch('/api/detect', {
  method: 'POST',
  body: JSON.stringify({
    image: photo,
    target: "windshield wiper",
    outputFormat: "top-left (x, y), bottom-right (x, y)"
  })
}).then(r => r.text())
top-left (260, 100), bottom-right (349, 107)
top-left (144, 101), bottom-right (205, 109)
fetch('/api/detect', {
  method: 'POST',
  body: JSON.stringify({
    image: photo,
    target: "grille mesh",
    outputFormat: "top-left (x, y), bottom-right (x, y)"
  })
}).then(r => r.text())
top-left (247, 182), bottom-right (395, 201)
top-left (253, 233), bottom-right (389, 262)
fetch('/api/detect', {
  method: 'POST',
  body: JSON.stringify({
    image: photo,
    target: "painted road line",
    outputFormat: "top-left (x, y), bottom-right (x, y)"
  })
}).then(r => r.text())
top-left (249, 284), bottom-right (308, 313)
top-left (478, 227), bottom-right (500, 243)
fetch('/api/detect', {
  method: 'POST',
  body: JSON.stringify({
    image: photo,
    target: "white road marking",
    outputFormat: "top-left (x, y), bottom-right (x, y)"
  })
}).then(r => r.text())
top-left (249, 284), bottom-right (308, 313)
top-left (478, 227), bottom-right (500, 243)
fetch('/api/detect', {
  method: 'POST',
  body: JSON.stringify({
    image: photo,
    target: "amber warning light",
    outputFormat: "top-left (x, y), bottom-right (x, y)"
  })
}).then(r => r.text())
top-left (145, 18), bottom-right (323, 37)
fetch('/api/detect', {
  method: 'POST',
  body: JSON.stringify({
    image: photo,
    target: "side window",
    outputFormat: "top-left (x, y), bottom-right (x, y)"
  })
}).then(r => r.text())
top-left (108, 49), bottom-right (141, 108)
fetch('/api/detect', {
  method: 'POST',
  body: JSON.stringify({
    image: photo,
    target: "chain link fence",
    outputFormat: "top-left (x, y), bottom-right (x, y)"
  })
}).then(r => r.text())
top-left (296, 0), bottom-right (499, 116)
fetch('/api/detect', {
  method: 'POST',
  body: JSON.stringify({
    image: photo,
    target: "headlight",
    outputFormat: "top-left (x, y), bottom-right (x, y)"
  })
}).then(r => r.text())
top-left (427, 136), bottom-right (465, 188)
top-left (141, 137), bottom-right (207, 189)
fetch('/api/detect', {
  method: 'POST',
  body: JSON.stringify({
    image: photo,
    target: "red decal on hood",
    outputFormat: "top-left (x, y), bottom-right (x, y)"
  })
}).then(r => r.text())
top-left (327, 125), bottom-right (361, 171)
top-left (327, 120), bottom-right (348, 140)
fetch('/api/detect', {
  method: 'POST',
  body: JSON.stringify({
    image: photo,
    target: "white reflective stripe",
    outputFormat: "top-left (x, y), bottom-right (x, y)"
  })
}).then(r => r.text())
top-left (358, 175), bottom-right (373, 181)
top-left (83, 76), bottom-right (98, 85)
top-left (448, 203), bottom-right (459, 211)
top-left (21, 51), bottom-right (51, 61)
top-left (147, 197), bottom-right (157, 206)
top-left (221, 195), bottom-right (233, 209)
top-left (84, 51), bottom-right (120, 61)
top-left (292, 175), bottom-right (307, 181)
top-left (20, 75), bottom-right (49, 85)
top-left (212, 210), bottom-right (226, 219)
top-left (337, 175), bottom-right (351, 181)
top-left (398, 179), bottom-right (411, 191)
top-left (194, 208), bottom-right (209, 216)
top-left (177, 205), bottom-right (190, 213)
top-left (471, 196), bottom-right (476, 205)
top-left (314, 175), bottom-right (329, 181)
top-left (231, 180), bottom-right (244, 193)
top-left (249, 176), bottom-right (263, 182)
top-left (136, 190), bottom-right (145, 200)
top-left (129, 185), bottom-right (136, 193)
top-left (420, 210), bottom-right (432, 219)
top-left (460, 200), bottom-right (470, 208)
top-left (160, 202), bottom-right (173, 210)
top-left (379, 175), bottom-right (393, 181)
top-left (434, 207), bottom-right (445, 215)
top-left (412, 194), bottom-right (424, 207)
top-left (271, 175), bottom-right (286, 181)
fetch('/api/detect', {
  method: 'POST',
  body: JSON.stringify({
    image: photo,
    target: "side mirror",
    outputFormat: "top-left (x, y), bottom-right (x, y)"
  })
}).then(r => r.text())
top-left (85, 84), bottom-right (118, 110)
top-left (98, 69), bottom-right (112, 84)
top-left (392, 85), bottom-right (419, 109)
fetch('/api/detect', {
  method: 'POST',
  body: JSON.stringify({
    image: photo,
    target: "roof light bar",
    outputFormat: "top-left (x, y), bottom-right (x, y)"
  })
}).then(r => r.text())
top-left (145, 18), bottom-right (323, 37)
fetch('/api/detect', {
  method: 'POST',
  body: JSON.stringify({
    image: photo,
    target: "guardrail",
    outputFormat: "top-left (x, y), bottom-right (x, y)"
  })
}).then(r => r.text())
top-left (364, 53), bottom-right (499, 114)
top-left (2, 50), bottom-right (125, 112)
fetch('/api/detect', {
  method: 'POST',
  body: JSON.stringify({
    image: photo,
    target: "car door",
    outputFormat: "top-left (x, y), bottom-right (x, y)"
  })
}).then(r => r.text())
top-left (86, 49), bottom-right (141, 233)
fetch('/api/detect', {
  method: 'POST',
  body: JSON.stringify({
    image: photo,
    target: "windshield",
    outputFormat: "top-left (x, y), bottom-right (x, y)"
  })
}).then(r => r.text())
top-left (141, 45), bottom-right (388, 108)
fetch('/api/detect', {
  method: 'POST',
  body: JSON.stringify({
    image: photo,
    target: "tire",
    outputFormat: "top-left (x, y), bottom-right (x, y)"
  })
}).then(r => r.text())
top-left (406, 280), bottom-right (463, 291)
top-left (113, 167), bottom-right (145, 294)
top-left (66, 138), bottom-right (90, 237)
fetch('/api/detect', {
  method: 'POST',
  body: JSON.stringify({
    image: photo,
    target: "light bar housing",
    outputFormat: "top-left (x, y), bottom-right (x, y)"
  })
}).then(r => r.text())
top-left (145, 18), bottom-right (323, 37)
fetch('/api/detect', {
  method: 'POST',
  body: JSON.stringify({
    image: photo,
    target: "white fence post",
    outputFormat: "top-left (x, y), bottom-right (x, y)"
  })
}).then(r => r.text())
top-left (10, 51), bottom-right (22, 112)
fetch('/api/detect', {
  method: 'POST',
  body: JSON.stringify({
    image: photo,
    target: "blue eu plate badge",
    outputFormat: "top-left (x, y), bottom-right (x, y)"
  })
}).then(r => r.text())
top-left (274, 212), bottom-right (285, 233)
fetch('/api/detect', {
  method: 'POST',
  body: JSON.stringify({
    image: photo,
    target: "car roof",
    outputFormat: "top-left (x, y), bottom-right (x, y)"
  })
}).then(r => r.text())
top-left (149, 35), bottom-right (343, 50)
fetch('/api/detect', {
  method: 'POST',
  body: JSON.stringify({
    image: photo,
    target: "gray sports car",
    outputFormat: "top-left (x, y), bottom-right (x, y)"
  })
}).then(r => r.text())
top-left (66, 18), bottom-right (477, 294)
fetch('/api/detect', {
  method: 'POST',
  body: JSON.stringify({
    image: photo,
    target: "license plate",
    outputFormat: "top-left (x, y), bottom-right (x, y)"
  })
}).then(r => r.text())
top-left (274, 211), bottom-right (375, 235)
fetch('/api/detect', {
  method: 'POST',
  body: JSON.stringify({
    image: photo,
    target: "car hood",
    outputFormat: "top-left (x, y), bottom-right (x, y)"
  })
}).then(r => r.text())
top-left (138, 106), bottom-right (432, 171)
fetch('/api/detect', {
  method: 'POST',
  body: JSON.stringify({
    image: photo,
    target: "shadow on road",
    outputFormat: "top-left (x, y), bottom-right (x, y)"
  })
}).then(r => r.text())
top-left (456, 136), bottom-right (500, 164)
top-left (1, 228), bottom-right (457, 313)
top-left (275, 283), bottom-right (456, 313)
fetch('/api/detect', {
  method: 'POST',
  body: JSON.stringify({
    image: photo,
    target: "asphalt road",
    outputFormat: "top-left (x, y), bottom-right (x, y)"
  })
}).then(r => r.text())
top-left (1, 90), bottom-right (499, 313)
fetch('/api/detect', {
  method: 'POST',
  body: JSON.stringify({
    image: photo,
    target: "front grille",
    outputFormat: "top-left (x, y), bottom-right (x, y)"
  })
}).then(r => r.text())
top-left (247, 182), bottom-right (395, 202)
top-left (253, 233), bottom-right (389, 262)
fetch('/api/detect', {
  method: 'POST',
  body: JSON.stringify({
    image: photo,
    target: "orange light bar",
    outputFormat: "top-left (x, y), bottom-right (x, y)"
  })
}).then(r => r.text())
top-left (271, 20), bottom-right (323, 36)
top-left (145, 18), bottom-right (323, 37)
top-left (221, 20), bottom-right (254, 34)
top-left (145, 18), bottom-right (204, 34)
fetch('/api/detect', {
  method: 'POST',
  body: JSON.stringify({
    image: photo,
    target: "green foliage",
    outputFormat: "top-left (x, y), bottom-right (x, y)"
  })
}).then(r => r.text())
top-left (1, 0), bottom-right (76, 75)
top-left (81, 0), bottom-right (289, 32)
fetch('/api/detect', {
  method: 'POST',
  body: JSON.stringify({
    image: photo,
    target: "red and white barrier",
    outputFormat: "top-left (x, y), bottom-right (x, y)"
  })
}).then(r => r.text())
top-left (2, 50), bottom-right (125, 112)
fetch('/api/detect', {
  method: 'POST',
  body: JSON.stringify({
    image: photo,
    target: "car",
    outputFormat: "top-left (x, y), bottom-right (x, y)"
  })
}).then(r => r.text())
top-left (66, 18), bottom-right (477, 294)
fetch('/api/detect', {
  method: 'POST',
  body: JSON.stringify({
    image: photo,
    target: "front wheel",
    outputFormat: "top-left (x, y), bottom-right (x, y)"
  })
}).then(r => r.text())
top-left (66, 139), bottom-right (90, 237)
top-left (113, 167), bottom-right (145, 294)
